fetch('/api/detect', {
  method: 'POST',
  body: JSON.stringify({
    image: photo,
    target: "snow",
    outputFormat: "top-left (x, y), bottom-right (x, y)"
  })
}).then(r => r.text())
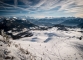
top-left (22, 18), bottom-right (26, 21)
top-left (0, 27), bottom-right (83, 60)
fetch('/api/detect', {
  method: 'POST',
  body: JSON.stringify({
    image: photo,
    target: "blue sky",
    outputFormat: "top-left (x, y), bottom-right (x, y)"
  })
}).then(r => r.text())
top-left (0, 0), bottom-right (83, 18)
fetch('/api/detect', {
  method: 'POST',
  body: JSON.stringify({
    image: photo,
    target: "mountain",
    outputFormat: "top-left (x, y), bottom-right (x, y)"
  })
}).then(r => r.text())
top-left (61, 18), bottom-right (83, 26)
top-left (28, 17), bottom-right (83, 27)
top-left (0, 18), bottom-right (38, 39)
top-left (0, 27), bottom-right (83, 60)
top-left (29, 17), bottom-right (67, 27)
top-left (77, 23), bottom-right (83, 28)
top-left (0, 18), bottom-right (37, 32)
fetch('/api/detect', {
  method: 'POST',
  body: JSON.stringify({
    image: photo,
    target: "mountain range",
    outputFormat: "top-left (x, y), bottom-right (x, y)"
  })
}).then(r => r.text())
top-left (0, 17), bottom-right (83, 39)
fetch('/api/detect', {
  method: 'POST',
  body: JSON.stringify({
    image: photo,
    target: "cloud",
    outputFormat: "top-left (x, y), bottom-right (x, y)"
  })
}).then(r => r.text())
top-left (20, 0), bottom-right (32, 5)
top-left (75, 13), bottom-right (83, 17)
top-left (0, 0), bottom-right (83, 18)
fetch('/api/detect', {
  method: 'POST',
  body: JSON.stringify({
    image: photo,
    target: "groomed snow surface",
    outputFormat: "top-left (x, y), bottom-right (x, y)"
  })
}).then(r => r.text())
top-left (0, 27), bottom-right (83, 60)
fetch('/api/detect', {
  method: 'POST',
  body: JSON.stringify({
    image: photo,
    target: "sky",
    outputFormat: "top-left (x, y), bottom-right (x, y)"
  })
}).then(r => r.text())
top-left (0, 0), bottom-right (83, 18)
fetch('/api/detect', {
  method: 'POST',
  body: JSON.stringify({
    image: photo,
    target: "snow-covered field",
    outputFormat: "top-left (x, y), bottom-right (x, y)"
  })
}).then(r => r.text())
top-left (0, 27), bottom-right (83, 60)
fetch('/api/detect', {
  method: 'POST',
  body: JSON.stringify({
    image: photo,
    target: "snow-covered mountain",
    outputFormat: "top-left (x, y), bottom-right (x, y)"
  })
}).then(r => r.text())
top-left (0, 27), bottom-right (83, 60)
top-left (61, 18), bottom-right (83, 26)
top-left (0, 17), bottom-right (83, 60)
top-left (0, 17), bottom-right (38, 39)
top-left (27, 17), bottom-right (83, 27)
top-left (29, 17), bottom-right (67, 27)
top-left (0, 18), bottom-right (37, 31)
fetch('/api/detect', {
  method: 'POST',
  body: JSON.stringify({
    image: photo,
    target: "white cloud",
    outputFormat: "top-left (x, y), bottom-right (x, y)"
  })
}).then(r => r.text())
top-left (20, 0), bottom-right (32, 5)
top-left (75, 13), bottom-right (83, 17)
top-left (57, 0), bottom-right (83, 17)
top-left (0, 0), bottom-right (83, 17)
top-left (31, 0), bottom-right (83, 17)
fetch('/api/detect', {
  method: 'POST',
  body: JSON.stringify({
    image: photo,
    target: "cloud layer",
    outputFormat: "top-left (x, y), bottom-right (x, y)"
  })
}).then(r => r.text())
top-left (0, 0), bottom-right (83, 18)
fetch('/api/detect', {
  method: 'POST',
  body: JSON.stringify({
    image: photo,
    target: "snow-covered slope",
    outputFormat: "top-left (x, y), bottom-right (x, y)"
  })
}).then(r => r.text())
top-left (0, 27), bottom-right (83, 60)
